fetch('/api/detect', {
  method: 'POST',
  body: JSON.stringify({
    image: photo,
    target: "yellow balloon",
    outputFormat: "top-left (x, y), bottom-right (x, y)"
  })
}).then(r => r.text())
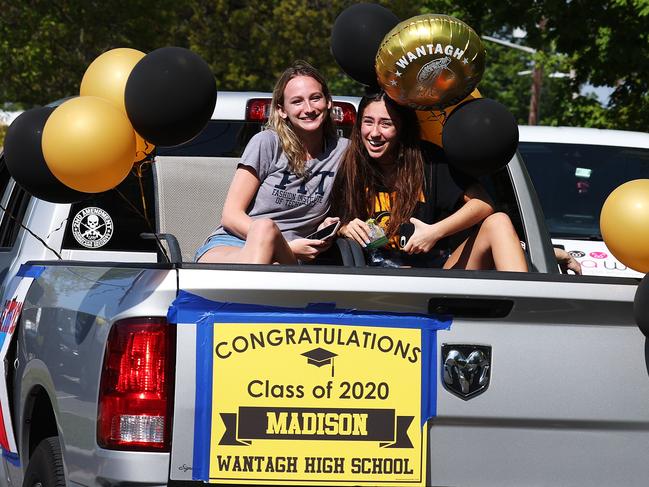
top-left (80, 48), bottom-right (145, 112)
top-left (81, 48), bottom-right (155, 163)
top-left (42, 97), bottom-right (136, 193)
top-left (600, 179), bottom-right (649, 273)
top-left (376, 14), bottom-right (485, 110)
top-left (417, 88), bottom-right (481, 146)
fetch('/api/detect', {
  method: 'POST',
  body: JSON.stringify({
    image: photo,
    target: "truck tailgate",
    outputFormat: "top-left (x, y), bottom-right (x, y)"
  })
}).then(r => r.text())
top-left (170, 266), bottom-right (646, 486)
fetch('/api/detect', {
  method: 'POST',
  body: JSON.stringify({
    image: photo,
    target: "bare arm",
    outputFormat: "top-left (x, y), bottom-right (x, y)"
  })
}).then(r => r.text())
top-left (220, 166), bottom-right (261, 239)
top-left (554, 247), bottom-right (582, 274)
top-left (404, 183), bottom-right (495, 254)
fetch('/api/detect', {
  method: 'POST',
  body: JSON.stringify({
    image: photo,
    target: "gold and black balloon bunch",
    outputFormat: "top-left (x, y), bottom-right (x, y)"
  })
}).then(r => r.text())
top-left (3, 47), bottom-right (217, 203)
top-left (331, 4), bottom-right (518, 179)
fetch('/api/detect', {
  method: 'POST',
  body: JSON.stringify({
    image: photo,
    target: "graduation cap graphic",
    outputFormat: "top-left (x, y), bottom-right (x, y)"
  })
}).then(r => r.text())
top-left (302, 347), bottom-right (337, 377)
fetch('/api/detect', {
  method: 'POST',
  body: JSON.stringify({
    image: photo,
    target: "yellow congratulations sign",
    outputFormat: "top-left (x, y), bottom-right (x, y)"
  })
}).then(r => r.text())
top-left (207, 322), bottom-right (426, 485)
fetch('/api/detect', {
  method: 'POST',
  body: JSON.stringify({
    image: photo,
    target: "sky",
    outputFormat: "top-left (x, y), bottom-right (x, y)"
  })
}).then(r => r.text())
top-left (583, 84), bottom-right (614, 105)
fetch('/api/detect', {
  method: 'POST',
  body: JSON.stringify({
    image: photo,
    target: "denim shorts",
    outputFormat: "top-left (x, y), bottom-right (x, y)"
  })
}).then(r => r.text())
top-left (194, 233), bottom-right (246, 261)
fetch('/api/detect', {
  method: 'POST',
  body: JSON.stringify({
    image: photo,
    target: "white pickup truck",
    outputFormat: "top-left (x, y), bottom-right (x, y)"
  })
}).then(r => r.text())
top-left (520, 125), bottom-right (649, 278)
top-left (0, 93), bottom-right (644, 487)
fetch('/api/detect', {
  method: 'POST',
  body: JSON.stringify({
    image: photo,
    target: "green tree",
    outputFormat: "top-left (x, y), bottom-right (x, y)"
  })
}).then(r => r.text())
top-left (0, 124), bottom-right (7, 148)
top-left (418, 0), bottom-right (649, 129)
top-left (0, 0), bottom-right (187, 106)
top-left (181, 0), bottom-right (419, 97)
top-left (2, 1), bottom-right (647, 131)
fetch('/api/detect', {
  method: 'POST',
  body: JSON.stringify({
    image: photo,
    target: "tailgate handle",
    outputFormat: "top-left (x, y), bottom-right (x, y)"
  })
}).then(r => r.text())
top-left (428, 297), bottom-right (513, 318)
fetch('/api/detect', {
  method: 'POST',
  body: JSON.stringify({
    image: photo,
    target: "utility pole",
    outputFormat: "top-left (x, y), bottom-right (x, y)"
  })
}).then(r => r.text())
top-left (481, 35), bottom-right (541, 125)
top-left (528, 63), bottom-right (542, 125)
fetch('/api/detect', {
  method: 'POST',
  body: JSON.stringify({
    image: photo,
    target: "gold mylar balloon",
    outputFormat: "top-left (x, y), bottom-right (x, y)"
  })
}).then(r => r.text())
top-left (417, 88), bottom-right (481, 146)
top-left (600, 179), bottom-right (649, 273)
top-left (80, 48), bottom-right (145, 112)
top-left (42, 97), bottom-right (136, 193)
top-left (376, 14), bottom-right (485, 110)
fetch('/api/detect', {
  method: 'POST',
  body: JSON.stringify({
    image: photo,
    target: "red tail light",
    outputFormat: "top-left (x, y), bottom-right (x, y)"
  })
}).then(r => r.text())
top-left (246, 98), bottom-right (272, 122)
top-left (97, 318), bottom-right (175, 451)
top-left (246, 98), bottom-right (356, 126)
top-left (331, 101), bottom-right (356, 125)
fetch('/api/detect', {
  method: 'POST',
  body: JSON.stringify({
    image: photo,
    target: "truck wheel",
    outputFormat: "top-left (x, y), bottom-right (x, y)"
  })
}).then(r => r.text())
top-left (22, 437), bottom-right (65, 487)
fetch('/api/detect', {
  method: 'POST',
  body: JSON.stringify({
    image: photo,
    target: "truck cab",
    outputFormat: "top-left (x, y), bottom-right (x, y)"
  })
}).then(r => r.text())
top-left (519, 125), bottom-right (649, 278)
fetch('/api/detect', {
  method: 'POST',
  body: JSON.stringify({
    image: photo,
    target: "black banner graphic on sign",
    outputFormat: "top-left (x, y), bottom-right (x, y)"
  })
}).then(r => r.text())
top-left (218, 407), bottom-right (413, 448)
top-left (218, 413), bottom-right (250, 446)
top-left (381, 415), bottom-right (414, 448)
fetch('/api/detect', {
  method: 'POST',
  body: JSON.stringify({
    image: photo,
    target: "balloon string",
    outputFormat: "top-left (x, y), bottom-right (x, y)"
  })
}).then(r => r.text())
top-left (45, 217), bottom-right (68, 240)
top-left (426, 109), bottom-right (447, 124)
top-left (0, 202), bottom-right (62, 260)
top-left (134, 159), bottom-right (150, 218)
top-left (134, 140), bottom-right (154, 167)
top-left (113, 182), bottom-right (171, 264)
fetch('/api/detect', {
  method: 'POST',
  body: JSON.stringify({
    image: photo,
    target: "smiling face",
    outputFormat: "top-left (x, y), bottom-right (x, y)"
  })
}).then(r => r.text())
top-left (277, 75), bottom-right (331, 136)
top-left (360, 100), bottom-right (400, 165)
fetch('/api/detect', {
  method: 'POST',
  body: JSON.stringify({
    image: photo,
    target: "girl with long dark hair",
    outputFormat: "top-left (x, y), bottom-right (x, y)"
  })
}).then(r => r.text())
top-left (331, 92), bottom-right (527, 271)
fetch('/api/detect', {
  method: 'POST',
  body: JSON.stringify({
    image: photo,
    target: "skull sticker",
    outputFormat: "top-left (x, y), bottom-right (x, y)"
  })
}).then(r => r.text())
top-left (71, 207), bottom-right (114, 248)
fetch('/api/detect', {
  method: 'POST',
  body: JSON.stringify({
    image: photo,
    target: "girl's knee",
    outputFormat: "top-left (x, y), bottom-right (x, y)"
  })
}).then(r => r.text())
top-left (483, 212), bottom-right (514, 232)
top-left (246, 219), bottom-right (283, 252)
top-left (248, 218), bottom-right (280, 236)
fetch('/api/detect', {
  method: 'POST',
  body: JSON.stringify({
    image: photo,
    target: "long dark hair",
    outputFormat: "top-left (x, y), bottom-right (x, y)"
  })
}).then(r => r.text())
top-left (331, 92), bottom-right (425, 238)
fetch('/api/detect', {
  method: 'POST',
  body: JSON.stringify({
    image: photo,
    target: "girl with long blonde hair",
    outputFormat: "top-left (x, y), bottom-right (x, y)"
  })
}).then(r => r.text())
top-left (196, 60), bottom-right (347, 264)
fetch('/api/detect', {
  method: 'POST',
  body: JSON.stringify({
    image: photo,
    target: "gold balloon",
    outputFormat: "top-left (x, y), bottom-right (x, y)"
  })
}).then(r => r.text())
top-left (376, 14), bottom-right (485, 110)
top-left (81, 48), bottom-right (155, 162)
top-left (80, 48), bottom-right (145, 112)
top-left (600, 179), bottom-right (649, 273)
top-left (42, 97), bottom-right (136, 193)
top-left (417, 88), bottom-right (481, 146)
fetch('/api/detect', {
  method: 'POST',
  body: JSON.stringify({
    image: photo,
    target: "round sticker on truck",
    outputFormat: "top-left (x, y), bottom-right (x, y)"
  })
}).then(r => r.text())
top-left (72, 207), bottom-right (114, 248)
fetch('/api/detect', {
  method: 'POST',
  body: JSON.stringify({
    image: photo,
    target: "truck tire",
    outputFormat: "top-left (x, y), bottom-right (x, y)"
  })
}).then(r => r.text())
top-left (22, 437), bottom-right (65, 487)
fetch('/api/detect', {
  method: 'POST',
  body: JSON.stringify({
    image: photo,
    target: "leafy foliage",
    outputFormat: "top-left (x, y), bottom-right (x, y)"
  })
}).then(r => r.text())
top-left (0, 0), bottom-right (186, 105)
top-left (0, 124), bottom-right (7, 148)
top-left (418, 0), bottom-right (649, 128)
top-left (180, 0), bottom-right (420, 96)
top-left (0, 0), bottom-right (647, 129)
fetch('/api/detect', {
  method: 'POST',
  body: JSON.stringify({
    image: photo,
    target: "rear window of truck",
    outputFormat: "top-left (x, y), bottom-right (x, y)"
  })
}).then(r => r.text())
top-left (520, 142), bottom-right (649, 240)
top-left (157, 121), bottom-right (262, 157)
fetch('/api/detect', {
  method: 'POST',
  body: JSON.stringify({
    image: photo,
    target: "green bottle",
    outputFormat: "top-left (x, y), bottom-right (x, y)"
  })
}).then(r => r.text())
top-left (365, 218), bottom-right (389, 249)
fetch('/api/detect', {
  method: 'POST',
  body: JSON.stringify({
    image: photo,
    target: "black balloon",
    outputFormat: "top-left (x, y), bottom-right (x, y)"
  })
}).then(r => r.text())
top-left (331, 3), bottom-right (399, 86)
top-left (3, 107), bottom-right (88, 203)
top-left (634, 275), bottom-right (649, 337)
top-left (442, 98), bottom-right (519, 178)
top-left (125, 47), bottom-right (217, 147)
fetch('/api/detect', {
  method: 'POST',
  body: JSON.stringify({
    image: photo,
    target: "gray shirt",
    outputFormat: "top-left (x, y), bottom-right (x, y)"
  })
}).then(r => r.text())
top-left (210, 129), bottom-right (348, 241)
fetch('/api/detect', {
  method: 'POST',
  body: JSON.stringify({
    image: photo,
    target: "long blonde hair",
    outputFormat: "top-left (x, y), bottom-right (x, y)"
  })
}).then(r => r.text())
top-left (267, 60), bottom-right (336, 177)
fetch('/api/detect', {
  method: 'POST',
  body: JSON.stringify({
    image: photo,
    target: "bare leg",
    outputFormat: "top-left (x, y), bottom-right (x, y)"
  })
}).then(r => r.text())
top-left (198, 219), bottom-right (297, 264)
top-left (443, 212), bottom-right (528, 272)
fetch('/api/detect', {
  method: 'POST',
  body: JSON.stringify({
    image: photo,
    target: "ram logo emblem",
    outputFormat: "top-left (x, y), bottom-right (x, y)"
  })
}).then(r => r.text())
top-left (441, 344), bottom-right (491, 400)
